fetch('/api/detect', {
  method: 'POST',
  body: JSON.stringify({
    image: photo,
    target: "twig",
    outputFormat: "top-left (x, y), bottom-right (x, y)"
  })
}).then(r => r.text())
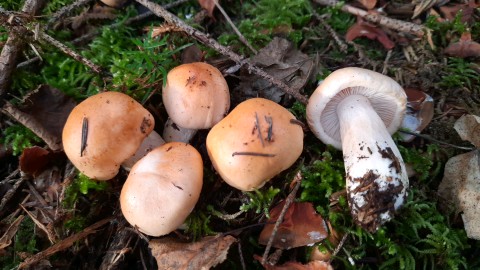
top-left (46, 0), bottom-right (95, 29)
top-left (214, 0), bottom-right (257, 54)
top-left (399, 129), bottom-right (475, 151)
top-left (99, 223), bottom-right (136, 270)
top-left (313, 0), bottom-right (426, 37)
top-left (0, 0), bottom-right (45, 100)
top-left (261, 171), bottom-right (302, 265)
top-left (237, 241), bottom-right (247, 270)
top-left (331, 232), bottom-right (349, 257)
top-left (312, 10), bottom-right (347, 53)
top-left (135, 0), bottom-right (308, 104)
top-left (0, 177), bottom-right (25, 214)
top-left (19, 217), bottom-right (113, 269)
top-left (17, 0), bottom-right (190, 68)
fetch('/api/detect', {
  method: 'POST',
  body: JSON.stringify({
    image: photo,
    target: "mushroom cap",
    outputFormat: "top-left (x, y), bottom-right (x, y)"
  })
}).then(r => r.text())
top-left (162, 62), bottom-right (230, 129)
top-left (62, 92), bottom-right (154, 180)
top-left (306, 67), bottom-right (407, 149)
top-left (120, 142), bottom-right (203, 236)
top-left (206, 98), bottom-right (304, 191)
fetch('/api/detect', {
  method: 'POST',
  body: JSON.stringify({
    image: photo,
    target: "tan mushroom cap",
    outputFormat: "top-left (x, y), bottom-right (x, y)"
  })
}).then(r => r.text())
top-left (120, 142), bottom-right (203, 236)
top-left (206, 98), bottom-right (304, 191)
top-left (306, 67), bottom-right (406, 149)
top-left (162, 62), bottom-right (230, 129)
top-left (62, 92), bottom-right (154, 180)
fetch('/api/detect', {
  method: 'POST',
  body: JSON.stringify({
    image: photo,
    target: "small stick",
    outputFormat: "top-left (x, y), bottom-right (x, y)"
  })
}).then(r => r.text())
top-left (80, 117), bottom-right (88, 157)
top-left (313, 0), bottom-right (426, 37)
top-left (312, 10), bottom-right (347, 53)
top-left (255, 112), bottom-right (265, 147)
top-left (265, 116), bottom-right (273, 142)
top-left (0, 177), bottom-right (25, 213)
top-left (237, 241), bottom-right (247, 270)
top-left (232, 152), bottom-right (276, 157)
top-left (135, 0), bottom-right (308, 104)
top-left (46, 0), bottom-right (95, 29)
top-left (261, 171), bottom-right (302, 265)
top-left (214, 0), bottom-right (257, 54)
top-left (398, 129), bottom-right (475, 151)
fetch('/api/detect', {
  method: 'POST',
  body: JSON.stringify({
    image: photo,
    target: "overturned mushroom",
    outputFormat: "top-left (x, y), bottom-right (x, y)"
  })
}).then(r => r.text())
top-left (62, 92), bottom-right (163, 180)
top-left (162, 62), bottom-right (230, 142)
top-left (306, 67), bottom-right (408, 232)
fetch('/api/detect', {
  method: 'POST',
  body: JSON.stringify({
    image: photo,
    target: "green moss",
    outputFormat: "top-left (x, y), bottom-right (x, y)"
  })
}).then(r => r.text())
top-left (0, 217), bottom-right (38, 270)
top-left (1, 124), bottom-right (42, 156)
top-left (240, 186), bottom-right (280, 218)
top-left (63, 173), bottom-right (109, 208)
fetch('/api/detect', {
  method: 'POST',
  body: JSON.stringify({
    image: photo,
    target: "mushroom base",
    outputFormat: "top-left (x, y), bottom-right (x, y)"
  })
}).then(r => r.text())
top-left (337, 94), bottom-right (409, 232)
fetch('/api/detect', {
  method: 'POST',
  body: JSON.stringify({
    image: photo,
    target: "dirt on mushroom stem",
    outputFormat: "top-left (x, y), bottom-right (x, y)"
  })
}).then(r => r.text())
top-left (337, 94), bottom-right (409, 232)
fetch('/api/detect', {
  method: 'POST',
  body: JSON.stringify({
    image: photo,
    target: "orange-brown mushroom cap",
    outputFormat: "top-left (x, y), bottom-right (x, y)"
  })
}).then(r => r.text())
top-left (62, 92), bottom-right (154, 180)
top-left (120, 142), bottom-right (203, 236)
top-left (162, 62), bottom-right (230, 130)
top-left (206, 98), bottom-right (304, 191)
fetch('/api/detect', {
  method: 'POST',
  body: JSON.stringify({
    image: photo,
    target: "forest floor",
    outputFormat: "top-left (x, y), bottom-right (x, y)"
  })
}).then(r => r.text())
top-left (0, 0), bottom-right (480, 269)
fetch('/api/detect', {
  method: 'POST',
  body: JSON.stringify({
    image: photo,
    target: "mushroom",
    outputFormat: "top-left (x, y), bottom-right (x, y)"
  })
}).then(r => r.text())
top-left (62, 91), bottom-right (163, 180)
top-left (306, 67), bottom-right (408, 232)
top-left (206, 98), bottom-right (304, 191)
top-left (162, 62), bottom-right (230, 142)
top-left (120, 142), bottom-right (203, 236)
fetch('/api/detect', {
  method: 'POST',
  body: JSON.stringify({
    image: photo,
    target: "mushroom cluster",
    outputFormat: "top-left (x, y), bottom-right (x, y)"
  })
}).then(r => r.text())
top-left (206, 98), bottom-right (304, 191)
top-left (306, 67), bottom-right (409, 232)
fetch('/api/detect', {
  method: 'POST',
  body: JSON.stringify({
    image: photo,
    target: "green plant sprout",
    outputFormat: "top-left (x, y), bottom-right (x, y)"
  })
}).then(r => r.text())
top-left (240, 186), bottom-right (280, 218)
top-left (1, 124), bottom-right (42, 156)
top-left (184, 210), bottom-right (215, 240)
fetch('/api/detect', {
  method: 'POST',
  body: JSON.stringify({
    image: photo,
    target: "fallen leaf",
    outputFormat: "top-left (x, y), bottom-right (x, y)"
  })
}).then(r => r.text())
top-left (345, 17), bottom-right (395, 50)
top-left (444, 32), bottom-right (480, 58)
top-left (259, 201), bottom-right (328, 249)
top-left (254, 255), bottom-right (334, 270)
top-left (19, 146), bottom-right (50, 177)
top-left (400, 88), bottom-right (434, 142)
top-left (438, 149), bottom-right (480, 240)
top-left (0, 215), bottom-right (24, 250)
top-left (310, 222), bottom-right (341, 262)
top-left (149, 235), bottom-right (236, 270)
top-left (412, 0), bottom-right (437, 19)
top-left (356, 0), bottom-right (377, 10)
top-left (233, 37), bottom-right (315, 104)
top-left (2, 85), bottom-right (77, 151)
top-left (453, 114), bottom-right (480, 148)
top-left (439, 1), bottom-right (479, 24)
top-left (198, 0), bottom-right (217, 18)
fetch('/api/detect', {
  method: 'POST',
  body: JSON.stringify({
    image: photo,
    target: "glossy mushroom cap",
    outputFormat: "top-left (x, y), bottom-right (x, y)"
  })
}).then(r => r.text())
top-left (306, 67), bottom-right (406, 149)
top-left (120, 142), bottom-right (203, 236)
top-left (62, 92), bottom-right (154, 180)
top-left (162, 62), bottom-right (230, 130)
top-left (206, 98), bottom-right (304, 191)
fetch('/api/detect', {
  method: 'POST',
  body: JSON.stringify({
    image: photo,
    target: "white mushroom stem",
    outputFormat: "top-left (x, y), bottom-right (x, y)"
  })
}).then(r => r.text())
top-left (122, 131), bottom-right (165, 170)
top-left (337, 94), bottom-right (408, 232)
top-left (162, 117), bottom-right (198, 143)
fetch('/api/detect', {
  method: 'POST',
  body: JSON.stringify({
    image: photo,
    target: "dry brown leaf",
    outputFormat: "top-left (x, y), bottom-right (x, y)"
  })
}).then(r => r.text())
top-left (439, 0), bottom-right (479, 23)
top-left (438, 114), bottom-right (480, 239)
top-left (233, 37), bottom-right (315, 104)
top-left (259, 201), bottom-right (328, 249)
top-left (356, 0), bottom-right (377, 10)
top-left (254, 256), bottom-right (334, 270)
top-left (2, 85), bottom-right (76, 151)
top-left (444, 32), bottom-right (480, 58)
top-left (453, 114), bottom-right (480, 148)
top-left (0, 215), bottom-right (24, 250)
top-left (438, 149), bottom-right (480, 239)
top-left (310, 222), bottom-right (341, 262)
top-left (19, 146), bottom-right (51, 177)
top-left (400, 88), bottom-right (434, 142)
top-left (345, 17), bottom-right (395, 50)
top-left (149, 235), bottom-right (236, 270)
top-left (198, 0), bottom-right (217, 18)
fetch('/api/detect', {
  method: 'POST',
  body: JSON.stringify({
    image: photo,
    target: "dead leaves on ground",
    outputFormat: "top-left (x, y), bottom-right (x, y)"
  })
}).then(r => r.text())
top-left (438, 114), bottom-right (480, 240)
top-left (149, 235), bottom-right (236, 270)
top-left (259, 201), bottom-right (328, 249)
top-left (444, 32), bottom-right (480, 58)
